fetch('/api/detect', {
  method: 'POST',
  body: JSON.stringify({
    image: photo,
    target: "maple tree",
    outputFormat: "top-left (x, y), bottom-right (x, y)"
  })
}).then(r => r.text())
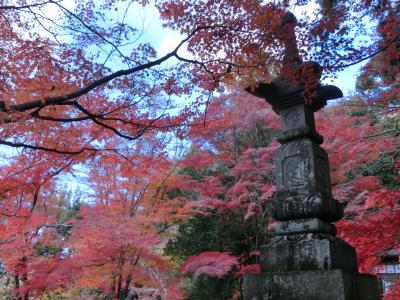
top-left (0, 139), bottom-right (195, 299)
top-left (162, 92), bottom-right (277, 299)
top-left (0, 0), bottom-right (399, 299)
top-left (157, 0), bottom-right (399, 92)
top-left (0, 1), bottom-right (200, 298)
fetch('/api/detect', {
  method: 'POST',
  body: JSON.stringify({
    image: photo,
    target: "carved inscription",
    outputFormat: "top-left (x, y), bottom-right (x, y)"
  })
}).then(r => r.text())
top-left (284, 109), bottom-right (300, 129)
top-left (282, 155), bottom-right (309, 188)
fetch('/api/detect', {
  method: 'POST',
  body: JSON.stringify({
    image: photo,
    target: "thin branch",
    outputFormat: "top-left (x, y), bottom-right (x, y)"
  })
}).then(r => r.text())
top-left (71, 101), bottom-right (143, 140)
top-left (50, 0), bottom-right (132, 63)
top-left (0, 211), bottom-right (27, 219)
top-left (0, 1), bottom-right (56, 10)
top-left (329, 32), bottom-right (400, 69)
top-left (203, 90), bottom-right (213, 126)
top-left (328, 128), bottom-right (400, 155)
top-left (30, 189), bottom-right (40, 213)
top-left (0, 139), bottom-right (101, 154)
top-left (28, 7), bottom-right (62, 44)
top-left (4, 160), bottom-right (44, 178)
top-left (0, 237), bottom-right (17, 245)
top-left (33, 114), bottom-right (92, 122)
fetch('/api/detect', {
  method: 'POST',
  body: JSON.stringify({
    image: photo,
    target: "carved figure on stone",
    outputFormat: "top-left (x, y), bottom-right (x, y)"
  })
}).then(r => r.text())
top-left (283, 156), bottom-right (309, 188)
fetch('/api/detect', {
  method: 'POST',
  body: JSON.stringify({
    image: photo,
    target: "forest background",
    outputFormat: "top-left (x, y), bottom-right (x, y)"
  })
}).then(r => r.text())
top-left (0, 0), bottom-right (399, 299)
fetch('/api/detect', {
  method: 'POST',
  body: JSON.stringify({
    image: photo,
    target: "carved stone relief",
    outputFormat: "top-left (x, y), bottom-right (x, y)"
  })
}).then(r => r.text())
top-left (282, 155), bottom-right (309, 188)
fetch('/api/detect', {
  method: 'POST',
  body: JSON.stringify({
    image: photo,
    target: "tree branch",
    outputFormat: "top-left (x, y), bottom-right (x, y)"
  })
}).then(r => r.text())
top-left (0, 1), bottom-right (56, 10)
top-left (50, 0), bottom-right (131, 63)
top-left (330, 32), bottom-right (400, 69)
top-left (1, 26), bottom-right (208, 114)
top-left (0, 139), bottom-right (102, 154)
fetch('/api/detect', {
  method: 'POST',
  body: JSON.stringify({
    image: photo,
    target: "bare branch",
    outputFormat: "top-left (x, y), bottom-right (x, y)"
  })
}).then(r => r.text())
top-left (328, 128), bottom-right (400, 155)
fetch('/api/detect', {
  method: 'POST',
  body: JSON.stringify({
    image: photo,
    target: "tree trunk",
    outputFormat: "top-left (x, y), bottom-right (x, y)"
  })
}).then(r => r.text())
top-left (121, 273), bottom-right (132, 300)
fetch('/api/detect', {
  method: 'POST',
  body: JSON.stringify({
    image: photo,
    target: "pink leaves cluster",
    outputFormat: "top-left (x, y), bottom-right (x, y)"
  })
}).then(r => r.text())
top-left (335, 176), bottom-right (400, 272)
top-left (318, 107), bottom-right (399, 184)
top-left (181, 252), bottom-right (239, 278)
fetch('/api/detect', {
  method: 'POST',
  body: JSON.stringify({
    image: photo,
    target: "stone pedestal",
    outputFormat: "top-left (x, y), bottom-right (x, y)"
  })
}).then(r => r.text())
top-left (243, 233), bottom-right (381, 299)
top-left (244, 69), bottom-right (381, 299)
top-left (243, 270), bottom-right (380, 300)
top-left (260, 234), bottom-right (358, 273)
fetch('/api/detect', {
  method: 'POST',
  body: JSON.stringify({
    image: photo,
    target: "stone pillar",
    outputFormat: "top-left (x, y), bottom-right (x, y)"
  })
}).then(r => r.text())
top-left (243, 73), bottom-right (381, 300)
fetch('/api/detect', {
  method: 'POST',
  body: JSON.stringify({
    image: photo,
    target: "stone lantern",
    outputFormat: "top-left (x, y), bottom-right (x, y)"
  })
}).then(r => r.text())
top-left (242, 12), bottom-right (381, 300)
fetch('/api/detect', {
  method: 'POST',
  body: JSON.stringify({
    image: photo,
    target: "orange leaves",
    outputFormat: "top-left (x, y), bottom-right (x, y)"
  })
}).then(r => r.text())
top-left (67, 203), bottom-right (170, 293)
top-left (181, 149), bottom-right (217, 169)
top-left (385, 282), bottom-right (400, 300)
top-left (70, 204), bottom-right (160, 257)
top-left (294, 62), bottom-right (322, 106)
top-left (156, 0), bottom-right (399, 91)
top-left (151, 196), bottom-right (199, 223)
top-left (0, 121), bottom-right (181, 297)
top-left (158, 0), bottom-right (282, 83)
top-left (337, 200), bottom-right (400, 273)
top-left (165, 278), bottom-right (187, 300)
top-left (0, 0), bottom-right (398, 298)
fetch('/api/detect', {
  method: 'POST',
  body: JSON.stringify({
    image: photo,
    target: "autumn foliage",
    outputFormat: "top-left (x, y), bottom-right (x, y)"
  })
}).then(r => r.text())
top-left (0, 0), bottom-right (399, 299)
top-left (164, 91), bottom-right (400, 298)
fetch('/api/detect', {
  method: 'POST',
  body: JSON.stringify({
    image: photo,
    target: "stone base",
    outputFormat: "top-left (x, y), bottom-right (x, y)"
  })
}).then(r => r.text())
top-left (243, 269), bottom-right (381, 300)
top-left (267, 191), bottom-right (343, 222)
top-left (260, 235), bottom-right (358, 273)
top-left (269, 218), bottom-right (336, 235)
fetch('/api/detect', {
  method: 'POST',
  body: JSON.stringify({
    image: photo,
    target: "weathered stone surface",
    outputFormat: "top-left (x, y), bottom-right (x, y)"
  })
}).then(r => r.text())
top-left (269, 218), bottom-right (336, 236)
top-left (243, 270), bottom-right (380, 300)
top-left (244, 43), bottom-right (378, 299)
top-left (267, 192), bottom-right (343, 222)
top-left (246, 77), bottom-right (343, 113)
top-left (275, 139), bottom-right (331, 194)
top-left (277, 104), bottom-right (323, 144)
top-left (278, 126), bottom-right (323, 145)
top-left (260, 235), bottom-right (358, 273)
top-left (280, 104), bottom-right (316, 133)
top-left (269, 137), bottom-right (344, 222)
